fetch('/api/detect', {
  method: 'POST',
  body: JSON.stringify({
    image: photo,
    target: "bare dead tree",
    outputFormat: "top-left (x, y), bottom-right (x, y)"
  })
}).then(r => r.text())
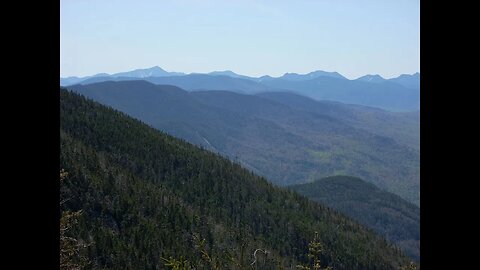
top-left (250, 248), bottom-right (269, 268)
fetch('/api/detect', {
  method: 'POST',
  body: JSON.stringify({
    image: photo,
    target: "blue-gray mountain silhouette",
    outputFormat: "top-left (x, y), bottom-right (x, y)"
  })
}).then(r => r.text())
top-left (61, 66), bottom-right (419, 111)
top-left (356, 74), bottom-right (386, 83)
top-left (389, 72), bottom-right (420, 90)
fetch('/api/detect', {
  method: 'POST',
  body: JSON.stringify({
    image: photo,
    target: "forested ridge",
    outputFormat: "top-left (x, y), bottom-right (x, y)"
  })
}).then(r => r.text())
top-left (60, 88), bottom-right (414, 269)
top-left (290, 176), bottom-right (420, 262)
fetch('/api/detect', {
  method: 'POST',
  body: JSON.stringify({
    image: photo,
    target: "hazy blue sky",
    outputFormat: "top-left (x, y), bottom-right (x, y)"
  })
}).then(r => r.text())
top-left (60, 0), bottom-right (419, 79)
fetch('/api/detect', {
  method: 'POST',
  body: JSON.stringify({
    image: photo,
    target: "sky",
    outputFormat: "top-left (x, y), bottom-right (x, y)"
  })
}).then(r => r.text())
top-left (60, 0), bottom-right (420, 79)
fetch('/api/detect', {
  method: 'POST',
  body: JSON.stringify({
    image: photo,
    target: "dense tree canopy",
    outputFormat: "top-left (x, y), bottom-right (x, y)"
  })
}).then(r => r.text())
top-left (290, 176), bottom-right (420, 262)
top-left (60, 88), bottom-right (413, 269)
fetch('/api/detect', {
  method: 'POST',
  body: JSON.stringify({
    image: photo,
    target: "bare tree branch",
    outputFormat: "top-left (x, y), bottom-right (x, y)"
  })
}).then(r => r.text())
top-left (250, 248), bottom-right (268, 266)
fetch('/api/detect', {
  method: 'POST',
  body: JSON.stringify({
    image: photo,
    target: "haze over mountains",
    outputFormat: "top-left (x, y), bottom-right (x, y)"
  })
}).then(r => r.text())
top-left (61, 66), bottom-right (420, 111)
top-left (67, 80), bottom-right (419, 205)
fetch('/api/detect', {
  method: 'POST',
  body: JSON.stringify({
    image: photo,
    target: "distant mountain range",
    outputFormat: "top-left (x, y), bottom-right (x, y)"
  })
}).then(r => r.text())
top-left (108, 66), bottom-right (186, 78)
top-left (77, 74), bottom-right (272, 94)
top-left (354, 72), bottom-right (420, 91)
top-left (61, 66), bottom-right (420, 111)
top-left (388, 72), bottom-right (420, 90)
top-left (274, 70), bottom-right (347, 81)
top-left (60, 66), bottom-right (185, 86)
top-left (66, 80), bottom-right (420, 205)
top-left (290, 175), bottom-right (420, 262)
top-left (260, 76), bottom-right (419, 111)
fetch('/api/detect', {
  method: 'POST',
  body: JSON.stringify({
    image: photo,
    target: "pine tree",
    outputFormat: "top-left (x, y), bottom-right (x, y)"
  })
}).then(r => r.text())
top-left (297, 231), bottom-right (333, 270)
top-left (161, 256), bottom-right (192, 270)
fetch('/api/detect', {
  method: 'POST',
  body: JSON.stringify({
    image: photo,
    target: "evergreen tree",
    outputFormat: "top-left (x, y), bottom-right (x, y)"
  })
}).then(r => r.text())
top-left (297, 232), bottom-right (333, 270)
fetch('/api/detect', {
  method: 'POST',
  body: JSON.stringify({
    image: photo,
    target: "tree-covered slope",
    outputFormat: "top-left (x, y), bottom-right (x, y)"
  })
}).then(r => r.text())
top-left (256, 92), bottom-right (419, 151)
top-left (60, 88), bottom-right (412, 269)
top-left (290, 176), bottom-right (420, 262)
top-left (68, 81), bottom-right (419, 205)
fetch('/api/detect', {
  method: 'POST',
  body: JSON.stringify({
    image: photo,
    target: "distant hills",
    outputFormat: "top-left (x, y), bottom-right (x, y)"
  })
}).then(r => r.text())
top-left (61, 66), bottom-right (420, 111)
top-left (290, 175), bottom-right (420, 262)
top-left (60, 66), bottom-right (184, 86)
top-left (108, 65), bottom-right (185, 78)
top-left (389, 72), bottom-right (420, 90)
top-left (207, 70), bottom-right (254, 81)
top-left (257, 92), bottom-right (420, 150)
top-left (66, 80), bottom-right (420, 205)
top-left (275, 70), bottom-right (347, 81)
top-left (60, 89), bottom-right (413, 269)
top-left (260, 76), bottom-right (419, 111)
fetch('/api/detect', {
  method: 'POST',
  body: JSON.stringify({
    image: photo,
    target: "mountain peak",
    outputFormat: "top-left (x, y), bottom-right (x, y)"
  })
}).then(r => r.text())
top-left (147, 66), bottom-right (167, 72)
top-left (207, 70), bottom-right (254, 80)
top-left (309, 70), bottom-right (347, 80)
top-left (209, 70), bottom-right (238, 76)
top-left (356, 74), bottom-right (386, 83)
top-left (280, 70), bottom-right (346, 81)
top-left (395, 72), bottom-right (420, 79)
top-left (110, 66), bottom-right (177, 78)
top-left (257, 75), bottom-right (275, 82)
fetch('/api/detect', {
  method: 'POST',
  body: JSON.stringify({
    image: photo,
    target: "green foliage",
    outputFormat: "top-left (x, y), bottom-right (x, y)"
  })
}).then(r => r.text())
top-left (290, 176), bottom-right (420, 262)
top-left (59, 88), bottom-right (412, 269)
top-left (192, 233), bottom-right (221, 270)
top-left (60, 169), bottom-right (90, 270)
top-left (296, 232), bottom-right (332, 270)
top-left (162, 256), bottom-right (192, 270)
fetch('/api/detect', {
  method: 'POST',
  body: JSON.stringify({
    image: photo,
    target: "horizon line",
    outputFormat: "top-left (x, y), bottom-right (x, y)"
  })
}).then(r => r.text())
top-left (60, 65), bottom-right (420, 81)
